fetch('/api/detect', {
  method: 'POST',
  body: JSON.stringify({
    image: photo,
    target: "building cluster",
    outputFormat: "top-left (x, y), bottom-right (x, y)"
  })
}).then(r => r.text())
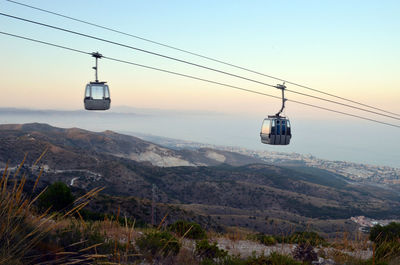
top-left (209, 146), bottom-right (400, 185)
top-left (350, 215), bottom-right (399, 232)
top-left (164, 138), bottom-right (400, 185)
top-left (350, 216), bottom-right (381, 228)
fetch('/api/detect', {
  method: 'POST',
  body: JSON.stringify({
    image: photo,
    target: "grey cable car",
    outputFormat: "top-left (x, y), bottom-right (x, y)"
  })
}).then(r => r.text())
top-left (260, 116), bottom-right (291, 145)
top-left (84, 52), bottom-right (111, 111)
top-left (84, 82), bottom-right (110, 110)
top-left (260, 83), bottom-right (292, 145)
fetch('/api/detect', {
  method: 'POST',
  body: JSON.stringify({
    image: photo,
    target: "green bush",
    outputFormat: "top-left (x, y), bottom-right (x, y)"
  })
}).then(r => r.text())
top-left (38, 182), bottom-right (74, 212)
top-left (253, 233), bottom-right (277, 246)
top-left (169, 220), bottom-right (207, 239)
top-left (370, 222), bottom-right (400, 245)
top-left (273, 231), bottom-right (325, 246)
top-left (195, 239), bottom-right (228, 261)
top-left (288, 231), bottom-right (325, 246)
top-left (370, 222), bottom-right (400, 262)
top-left (78, 209), bottom-right (146, 227)
top-left (50, 221), bottom-right (123, 255)
top-left (136, 231), bottom-right (181, 258)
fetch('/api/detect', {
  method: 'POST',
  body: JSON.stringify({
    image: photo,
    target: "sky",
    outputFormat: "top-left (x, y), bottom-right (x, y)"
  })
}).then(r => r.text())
top-left (0, 0), bottom-right (400, 166)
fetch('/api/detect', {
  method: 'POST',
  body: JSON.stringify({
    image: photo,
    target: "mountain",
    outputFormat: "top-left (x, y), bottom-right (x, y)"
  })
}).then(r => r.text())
top-left (0, 123), bottom-right (264, 168)
top-left (1, 123), bottom-right (399, 236)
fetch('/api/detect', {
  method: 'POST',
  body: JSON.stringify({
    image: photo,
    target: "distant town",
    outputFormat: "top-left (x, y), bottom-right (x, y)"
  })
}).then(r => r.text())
top-left (240, 149), bottom-right (400, 185)
top-left (350, 216), bottom-right (399, 232)
top-left (140, 134), bottom-right (400, 186)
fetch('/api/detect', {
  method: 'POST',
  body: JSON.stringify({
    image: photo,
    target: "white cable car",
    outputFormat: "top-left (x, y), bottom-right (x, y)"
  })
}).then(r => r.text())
top-left (84, 52), bottom-right (111, 110)
top-left (260, 83), bottom-right (292, 145)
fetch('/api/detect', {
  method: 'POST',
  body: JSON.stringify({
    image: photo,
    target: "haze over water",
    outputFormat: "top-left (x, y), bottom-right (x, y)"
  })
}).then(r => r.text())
top-left (1, 108), bottom-right (399, 168)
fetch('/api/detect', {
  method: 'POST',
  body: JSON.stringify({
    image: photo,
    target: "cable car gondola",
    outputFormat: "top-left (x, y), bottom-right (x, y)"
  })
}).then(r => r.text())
top-left (260, 83), bottom-right (292, 145)
top-left (84, 52), bottom-right (111, 110)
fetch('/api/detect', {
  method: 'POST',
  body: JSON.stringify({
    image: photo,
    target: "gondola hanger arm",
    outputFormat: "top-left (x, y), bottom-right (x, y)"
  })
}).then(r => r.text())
top-left (275, 82), bottom-right (286, 117)
top-left (91, 52), bottom-right (102, 82)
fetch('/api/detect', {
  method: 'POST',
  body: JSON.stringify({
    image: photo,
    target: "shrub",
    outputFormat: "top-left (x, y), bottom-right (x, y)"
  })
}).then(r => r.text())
top-left (52, 221), bottom-right (114, 254)
top-left (136, 231), bottom-right (181, 258)
top-left (292, 243), bottom-right (318, 264)
top-left (38, 181), bottom-right (74, 212)
top-left (370, 222), bottom-right (400, 245)
top-left (195, 239), bottom-right (228, 261)
top-left (272, 231), bottom-right (325, 246)
top-left (370, 222), bottom-right (400, 262)
top-left (289, 231), bottom-right (325, 246)
top-left (45, 220), bottom-right (137, 263)
top-left (253, 233), bottom-right (277, 246)
top-left (169, 220), bottom-right (207, 239)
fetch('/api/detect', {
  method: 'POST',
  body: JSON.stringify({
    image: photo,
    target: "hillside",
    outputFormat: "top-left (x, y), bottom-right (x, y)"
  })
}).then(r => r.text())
top-left (1, 123), bottom-right (399, 236)
top-left (0, 123), bottom-right (264, 168)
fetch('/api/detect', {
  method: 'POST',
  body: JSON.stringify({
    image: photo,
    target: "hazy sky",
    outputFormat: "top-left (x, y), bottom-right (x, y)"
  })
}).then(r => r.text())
top-left (1, 1), bottom-right (399, 126)
top-left (1, 1), bottom-right (399, 111)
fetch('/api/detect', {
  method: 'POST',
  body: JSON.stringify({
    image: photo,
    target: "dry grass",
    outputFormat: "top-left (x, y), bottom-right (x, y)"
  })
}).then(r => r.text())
top-left (2, 152), bottom-right (397, 265)
top-left (0, 152), bottom-right (107, 265)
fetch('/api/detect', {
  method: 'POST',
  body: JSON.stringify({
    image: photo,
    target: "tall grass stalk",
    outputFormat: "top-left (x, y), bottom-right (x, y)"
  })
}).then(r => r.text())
top-left (0, 154), bottom-right (105, 264)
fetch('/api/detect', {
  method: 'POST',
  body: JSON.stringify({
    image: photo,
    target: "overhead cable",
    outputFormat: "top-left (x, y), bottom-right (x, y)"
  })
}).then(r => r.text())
top-left (1, 30), bottom-right (399, 129)
top-left (5, 0), bottom-right (400, 118)
top-left (1, 12), bottom-right (400, 122)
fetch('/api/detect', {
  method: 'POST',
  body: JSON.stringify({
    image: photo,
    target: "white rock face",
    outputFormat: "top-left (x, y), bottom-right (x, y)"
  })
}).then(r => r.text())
top-left (128, 144), bottom-right (196, 167)
top-left (206, 151), bottom-right (226, 163)
top-left (131, 151), bottom-right (196, 167)
top-left (112, 144), bottom-right (229, 167)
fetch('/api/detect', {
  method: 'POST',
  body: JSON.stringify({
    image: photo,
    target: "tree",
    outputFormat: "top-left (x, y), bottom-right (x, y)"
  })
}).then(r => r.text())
top-left (38, 182), bottom-right (74, 212)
